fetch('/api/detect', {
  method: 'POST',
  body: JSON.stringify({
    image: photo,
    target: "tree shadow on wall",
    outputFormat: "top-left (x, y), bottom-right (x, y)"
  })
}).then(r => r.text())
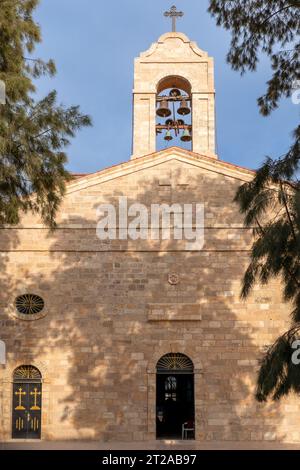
top-left (2, 167), bottom-right (288, 442)
top-left (0, 227), bottom-right (19, 439)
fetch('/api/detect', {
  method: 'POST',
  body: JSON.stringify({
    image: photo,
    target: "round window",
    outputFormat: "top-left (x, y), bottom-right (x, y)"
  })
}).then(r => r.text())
top-left (15, 294), bottom-right (45, 315)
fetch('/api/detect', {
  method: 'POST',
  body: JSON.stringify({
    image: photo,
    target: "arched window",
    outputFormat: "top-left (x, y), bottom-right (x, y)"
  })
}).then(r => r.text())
top-left (13, 365), bottom-right (42, 382)
top-left (156, 76), bottom-right (192, 151)
top-left (156, 353), bottom-right (194, 373)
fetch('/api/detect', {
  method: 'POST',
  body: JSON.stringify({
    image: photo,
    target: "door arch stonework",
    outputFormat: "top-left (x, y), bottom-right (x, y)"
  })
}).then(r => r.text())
top-left (146, 349), bottom-right (204, 440)
top-left (1, 360), bottom-right (49, 441)
top-left (156, 354), bottom-right (195, 439)
top-left (12, 365), bottom-right (42, 439)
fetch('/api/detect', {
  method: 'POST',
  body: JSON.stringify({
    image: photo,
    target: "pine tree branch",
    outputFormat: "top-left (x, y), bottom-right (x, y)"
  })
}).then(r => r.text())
top-left (246, 4), bottom-right (295, 46)
top-left (14, 127), bottom-right (60, 152)
top-left (0, 0), bottom-right (91, 227)
top-left (258, 5), bottom-right (294, 29)
top-left (14, 103), bottom-right (43, 133)
top-left (32, 127), bottom-right (55, 140)
top-left (280, 181), bottom-right (298, 243)
top-left (23, 57), bottom-right (39, 62)
top-left (283, 181), bottom-right (299, 191)
top-left (255, 216), bottom-right (300, 288)
top-left (255, 216), bottom-right (265, 235)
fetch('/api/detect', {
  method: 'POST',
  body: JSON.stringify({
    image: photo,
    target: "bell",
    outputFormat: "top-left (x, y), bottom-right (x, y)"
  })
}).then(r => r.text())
top-left (181, 128), bottom-right (192, 142)
top-left (177, 99), bottom-right (191, 116)
top-left (156, 100), bottom-right (171, 117)
top-left (164, 130), bottom-right (173, 141)
top-left (165, 119), bottom-right (175, 126)
top-left (169, 88), bottom-right (181, 97)
top-left (177, 119), bottom-right (185, 126)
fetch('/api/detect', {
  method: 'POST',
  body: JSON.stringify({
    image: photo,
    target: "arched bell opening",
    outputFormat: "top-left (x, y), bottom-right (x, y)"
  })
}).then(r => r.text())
top-left (156, 76), bottom-right (192, 152)
top-left (12, 365), bottom-right (42, 439)
top-left (156, 353), bottom-right (195, 440)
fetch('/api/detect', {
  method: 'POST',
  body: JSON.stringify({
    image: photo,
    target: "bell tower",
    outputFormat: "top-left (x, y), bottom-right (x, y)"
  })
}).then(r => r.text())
top-left (131, 8), bottom-right (216, 159)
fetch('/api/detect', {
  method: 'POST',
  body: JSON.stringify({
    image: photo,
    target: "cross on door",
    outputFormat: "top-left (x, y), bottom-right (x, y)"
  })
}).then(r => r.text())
top-left (15, 387), bottom-right (26, 410)
top-left (30, 387), bottom-right (41, 410)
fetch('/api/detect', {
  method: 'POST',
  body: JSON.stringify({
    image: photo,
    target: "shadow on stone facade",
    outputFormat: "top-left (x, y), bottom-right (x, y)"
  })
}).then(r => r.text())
top-left (1, 167), bottom-right (287, 442)
top-left (0, 228), bottom-right (20, 438)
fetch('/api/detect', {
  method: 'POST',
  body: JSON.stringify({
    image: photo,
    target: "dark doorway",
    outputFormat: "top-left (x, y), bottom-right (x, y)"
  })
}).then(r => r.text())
top-left (156, 353), bottom-right (195, 439)
top-left (12, 365), bottom-right (42, 439)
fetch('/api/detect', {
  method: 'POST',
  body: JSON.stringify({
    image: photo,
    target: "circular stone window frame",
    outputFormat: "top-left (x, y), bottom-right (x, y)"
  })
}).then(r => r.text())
top-left (9, 293), bottom-right (48, 322)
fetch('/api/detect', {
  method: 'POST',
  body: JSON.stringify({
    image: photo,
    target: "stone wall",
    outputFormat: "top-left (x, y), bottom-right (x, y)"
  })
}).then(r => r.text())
top-left (0, 154), bottom-right (298, 442)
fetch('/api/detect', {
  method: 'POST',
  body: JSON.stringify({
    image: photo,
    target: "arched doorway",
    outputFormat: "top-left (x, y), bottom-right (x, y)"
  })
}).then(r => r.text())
top-left (156, 353), bottom-right (195, 439)
top-left (12, 365), bottom-right (42, 439)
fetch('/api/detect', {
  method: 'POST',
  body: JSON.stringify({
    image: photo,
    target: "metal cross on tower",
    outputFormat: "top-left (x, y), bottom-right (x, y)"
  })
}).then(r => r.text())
top-left (164, 5), bottom-right (184, 32)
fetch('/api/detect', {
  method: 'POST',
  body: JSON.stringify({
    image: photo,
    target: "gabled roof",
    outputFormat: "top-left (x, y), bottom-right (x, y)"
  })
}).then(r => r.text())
top-left (67, 147), bottom-right (255, 195)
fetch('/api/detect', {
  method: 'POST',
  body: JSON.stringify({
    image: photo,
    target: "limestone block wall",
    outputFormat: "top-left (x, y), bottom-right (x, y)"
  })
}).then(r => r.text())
top-left (0, 156), bottom-right (298, 442)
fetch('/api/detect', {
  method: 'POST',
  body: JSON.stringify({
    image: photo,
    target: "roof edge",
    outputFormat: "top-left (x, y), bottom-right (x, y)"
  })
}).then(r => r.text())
top-left (65, 147), bottom-right (255, 195)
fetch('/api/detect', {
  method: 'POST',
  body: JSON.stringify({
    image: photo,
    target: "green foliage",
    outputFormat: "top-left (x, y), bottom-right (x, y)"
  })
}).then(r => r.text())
top-left (208, 1), bottom-right (300, 400)
top-left (256, 326), bottom-right (300, 401)
top-left (208, 0), bottom-right (300, 114)
top-left (0, 0), bottom-right (91, 227)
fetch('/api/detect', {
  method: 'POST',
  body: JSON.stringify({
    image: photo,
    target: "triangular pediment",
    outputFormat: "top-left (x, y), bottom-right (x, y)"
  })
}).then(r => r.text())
top-left (67, 147), bottom-right (254, 195)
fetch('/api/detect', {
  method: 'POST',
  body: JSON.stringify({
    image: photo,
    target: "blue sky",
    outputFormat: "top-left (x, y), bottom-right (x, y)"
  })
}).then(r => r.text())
top-left (33, 0), bottom-right (299, 174)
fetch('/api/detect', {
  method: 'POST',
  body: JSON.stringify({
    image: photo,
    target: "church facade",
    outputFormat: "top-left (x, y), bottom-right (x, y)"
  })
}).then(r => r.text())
top-left (1, 31), bottom-right (300, 443)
